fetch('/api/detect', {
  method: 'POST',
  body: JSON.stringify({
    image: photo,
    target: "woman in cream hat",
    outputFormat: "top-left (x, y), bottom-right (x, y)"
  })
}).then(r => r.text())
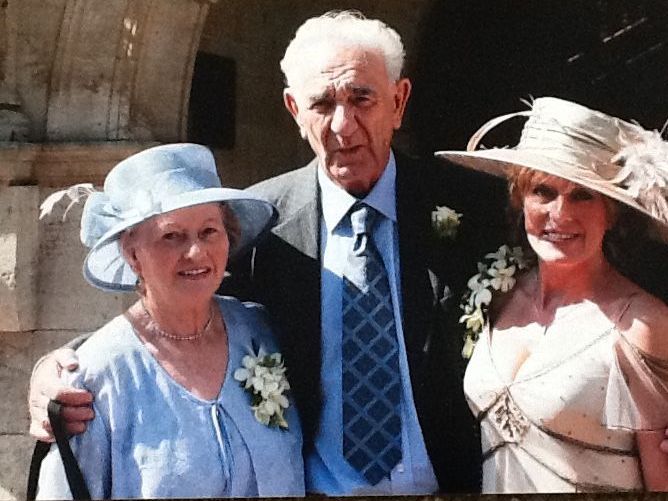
top-left (36, 144), bottom-right (304, 498)
top-left (436, 98), bottom-right (668, 493)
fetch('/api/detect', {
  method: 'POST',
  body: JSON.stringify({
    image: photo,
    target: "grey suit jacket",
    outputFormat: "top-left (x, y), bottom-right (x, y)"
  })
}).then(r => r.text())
top-left (224, 152), bottom-right (508, 493)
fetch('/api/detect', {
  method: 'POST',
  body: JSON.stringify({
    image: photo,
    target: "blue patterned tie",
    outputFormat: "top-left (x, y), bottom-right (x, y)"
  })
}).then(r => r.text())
top-left (341, 203), bottom-right (402, 485)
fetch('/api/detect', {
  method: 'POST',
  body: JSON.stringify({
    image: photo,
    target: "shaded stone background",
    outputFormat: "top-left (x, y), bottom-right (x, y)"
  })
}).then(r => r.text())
top-left (410, 0), bottom-right (668, 152)
top-left (1, 0), bottom-right (667, 498)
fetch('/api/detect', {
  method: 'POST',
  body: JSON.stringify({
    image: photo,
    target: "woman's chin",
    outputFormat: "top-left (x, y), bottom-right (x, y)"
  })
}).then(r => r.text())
top-left (171, 275), bottom-right (222, 300)
top-left (533, 247), bottom-right (601, 269)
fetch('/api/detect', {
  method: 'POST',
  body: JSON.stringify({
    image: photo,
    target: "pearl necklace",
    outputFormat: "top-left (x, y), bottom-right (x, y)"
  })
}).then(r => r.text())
top-left (141, 301), bottom-right (214, 341)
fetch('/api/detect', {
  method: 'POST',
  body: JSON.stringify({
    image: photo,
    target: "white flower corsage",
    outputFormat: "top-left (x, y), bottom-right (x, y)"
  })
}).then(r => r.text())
top-left (459, 245), bottom-right (532, 359)
top-left (432, 205), bottom-right (462, 240)
top-left (233, 349), bottom-right (291, 429)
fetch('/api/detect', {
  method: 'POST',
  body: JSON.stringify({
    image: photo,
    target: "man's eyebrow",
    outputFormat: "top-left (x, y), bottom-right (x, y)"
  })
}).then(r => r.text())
top-left (306, 90), bottom-right (333, 103)
top-left (306, 85), bottom-right (375, 104)
top-left (350, 85), bottom-right (374, 96)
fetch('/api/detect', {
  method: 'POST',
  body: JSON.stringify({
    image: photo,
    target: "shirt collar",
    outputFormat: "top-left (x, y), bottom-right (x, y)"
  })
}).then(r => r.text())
top-left (318, 151), bottom-right (397, 234)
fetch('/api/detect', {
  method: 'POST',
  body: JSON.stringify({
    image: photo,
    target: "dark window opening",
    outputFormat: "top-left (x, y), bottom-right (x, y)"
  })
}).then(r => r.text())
top-left (188, 52), bottom-right (236, 149)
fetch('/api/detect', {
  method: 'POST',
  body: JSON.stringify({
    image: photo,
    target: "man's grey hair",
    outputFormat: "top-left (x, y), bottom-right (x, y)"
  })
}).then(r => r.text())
top-left (280, 10), bottom-right (405, 88)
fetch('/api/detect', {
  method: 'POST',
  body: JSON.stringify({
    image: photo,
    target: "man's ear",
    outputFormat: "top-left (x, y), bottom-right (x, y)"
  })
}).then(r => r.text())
top-left (391, 77), bottom-right (412, 130)
top-left (283, 89), bottom-right (307, 139)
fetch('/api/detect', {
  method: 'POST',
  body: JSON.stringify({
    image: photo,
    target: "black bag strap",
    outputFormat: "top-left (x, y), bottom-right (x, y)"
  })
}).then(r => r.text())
top-left (26, 441), bottom-right (50, 500)
top-left (25, 401), bottom-right (91, 500)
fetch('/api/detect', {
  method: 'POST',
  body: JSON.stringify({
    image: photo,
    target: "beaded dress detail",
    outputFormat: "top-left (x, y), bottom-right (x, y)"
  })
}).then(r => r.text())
top-left (464, 297), bottom-right (668, 493)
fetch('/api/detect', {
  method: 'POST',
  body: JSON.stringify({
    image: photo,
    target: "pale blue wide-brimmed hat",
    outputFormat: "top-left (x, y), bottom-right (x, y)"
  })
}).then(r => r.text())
top-left (80, 143), bottom-right (277, 292)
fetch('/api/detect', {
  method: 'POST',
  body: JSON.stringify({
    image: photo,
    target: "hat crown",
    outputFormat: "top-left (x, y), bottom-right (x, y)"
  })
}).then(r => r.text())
top-left (517, 98), bottom-right (642, 170)
top-left (104, 144), bottom-right (221, 215)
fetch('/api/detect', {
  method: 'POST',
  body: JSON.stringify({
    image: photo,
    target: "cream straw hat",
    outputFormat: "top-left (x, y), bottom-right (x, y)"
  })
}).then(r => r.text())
top-left (435, 97), bottom-right (668, 235)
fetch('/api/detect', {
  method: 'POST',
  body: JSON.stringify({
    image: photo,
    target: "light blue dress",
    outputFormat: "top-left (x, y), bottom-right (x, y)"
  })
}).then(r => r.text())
top-left (37, 296), bottom-right (304, 499)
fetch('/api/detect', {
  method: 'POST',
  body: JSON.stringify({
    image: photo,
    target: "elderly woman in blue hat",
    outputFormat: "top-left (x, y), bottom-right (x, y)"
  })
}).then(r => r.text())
top-left (36, 144), bottom-right (304, 498)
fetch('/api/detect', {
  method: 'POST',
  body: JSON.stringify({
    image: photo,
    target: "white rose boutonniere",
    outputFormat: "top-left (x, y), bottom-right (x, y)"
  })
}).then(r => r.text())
top-left (432, 205), bottom-right (462, 240)
top-left (459, 245), bottom-right (532, 359)
top-left (233, 348), bottom-right (291, 429)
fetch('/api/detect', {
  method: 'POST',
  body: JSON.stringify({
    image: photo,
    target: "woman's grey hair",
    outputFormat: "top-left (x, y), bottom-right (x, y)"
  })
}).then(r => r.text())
top-left (280, 10), bottom-right (405, 88)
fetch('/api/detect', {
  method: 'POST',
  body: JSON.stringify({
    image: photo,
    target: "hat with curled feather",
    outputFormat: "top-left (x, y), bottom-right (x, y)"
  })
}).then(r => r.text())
top-left (41, 143), bottom-right (277, 292)
top-left (435, 97), bottom-right (668, 239)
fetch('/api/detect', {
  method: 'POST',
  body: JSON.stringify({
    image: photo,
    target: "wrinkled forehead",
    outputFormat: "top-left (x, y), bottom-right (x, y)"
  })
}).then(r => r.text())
top-left (290, 44), bottom-right (389, 95)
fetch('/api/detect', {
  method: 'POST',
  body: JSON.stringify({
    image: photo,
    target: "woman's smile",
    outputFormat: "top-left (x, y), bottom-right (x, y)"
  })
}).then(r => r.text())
top-left (539, 229), bottom-right (580, 242)
top-left (178, 267), bottom-right (213, 279)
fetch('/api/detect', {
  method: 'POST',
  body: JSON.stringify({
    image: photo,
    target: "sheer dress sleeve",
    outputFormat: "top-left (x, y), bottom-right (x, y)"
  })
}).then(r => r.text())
top-left (604, 332), bottom-right (668, 431)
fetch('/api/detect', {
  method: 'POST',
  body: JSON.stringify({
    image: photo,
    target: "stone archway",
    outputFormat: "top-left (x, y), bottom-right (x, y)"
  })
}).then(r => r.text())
top-left (1, 0), bottom-right (218, 143)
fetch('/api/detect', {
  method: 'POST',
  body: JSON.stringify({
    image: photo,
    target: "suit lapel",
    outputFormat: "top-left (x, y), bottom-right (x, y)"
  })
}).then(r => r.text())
top-left (272, 200), bottom-right (319, 261)
top-left (271, 160), bottom-right (320, 261)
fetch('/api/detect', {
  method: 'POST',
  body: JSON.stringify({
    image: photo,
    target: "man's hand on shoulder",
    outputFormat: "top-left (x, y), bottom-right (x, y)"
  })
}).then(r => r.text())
top-left (28, 348), bottom-right (94, 442)
top-left (661, 429), bottom-right (668, 454)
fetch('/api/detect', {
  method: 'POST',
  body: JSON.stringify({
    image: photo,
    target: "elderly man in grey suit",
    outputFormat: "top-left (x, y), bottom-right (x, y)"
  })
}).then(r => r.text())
top-left (29, 11), bottom-right (510, 496)
top-left (218, 12), bottom-right (507, 494)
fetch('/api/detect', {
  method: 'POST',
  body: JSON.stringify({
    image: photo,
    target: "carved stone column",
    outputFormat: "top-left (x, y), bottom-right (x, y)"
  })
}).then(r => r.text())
top-left (7, 0), bottom-right (216, 142)
top-left (46, 0), bottom-right (218, 141)
top-left (0, 0), bottom-right (218, 332)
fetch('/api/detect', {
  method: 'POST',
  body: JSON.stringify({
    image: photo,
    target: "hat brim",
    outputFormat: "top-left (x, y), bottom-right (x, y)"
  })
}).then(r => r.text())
top-left (83, 188), bottom-right (277, 292)
top-left (435, 148), bottom-right (660, 223)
